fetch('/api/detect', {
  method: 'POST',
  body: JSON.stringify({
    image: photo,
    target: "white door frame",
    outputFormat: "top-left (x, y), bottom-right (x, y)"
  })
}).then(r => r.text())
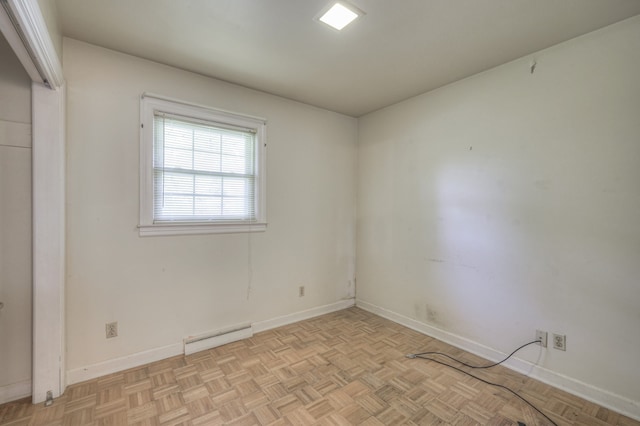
top-left (31, 82), bottom-right (65, 403)
top-left (0, 0), bottom-right (65, 404)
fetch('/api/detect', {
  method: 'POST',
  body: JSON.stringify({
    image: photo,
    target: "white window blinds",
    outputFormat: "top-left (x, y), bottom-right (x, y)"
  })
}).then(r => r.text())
top-left (153, 113), bottom-right (257, 222)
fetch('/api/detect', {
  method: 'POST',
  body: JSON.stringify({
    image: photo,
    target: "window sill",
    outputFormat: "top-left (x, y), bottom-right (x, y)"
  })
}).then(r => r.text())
top-left (138, 222), bottom-right (267, 237)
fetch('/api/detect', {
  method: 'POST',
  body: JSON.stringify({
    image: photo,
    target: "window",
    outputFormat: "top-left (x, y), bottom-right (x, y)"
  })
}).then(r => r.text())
top-left (139, 95), bottom-right (266, 236)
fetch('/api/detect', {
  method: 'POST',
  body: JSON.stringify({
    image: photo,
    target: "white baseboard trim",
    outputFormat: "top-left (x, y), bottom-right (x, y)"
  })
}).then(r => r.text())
top-left (66, 343), bottom-right (183, 385)
top-left (67, 298), bottom-right (355, 386)
top-left (253, 298), bottom-right (355, 333)
top-left (356, 299), bottom-right (640, 421)
top-left (0, 380), bottom-right (31, 404)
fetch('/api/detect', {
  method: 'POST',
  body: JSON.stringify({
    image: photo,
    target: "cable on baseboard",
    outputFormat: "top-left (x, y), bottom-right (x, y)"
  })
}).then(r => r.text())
top-left (406, 340), bottom-right (558, 426)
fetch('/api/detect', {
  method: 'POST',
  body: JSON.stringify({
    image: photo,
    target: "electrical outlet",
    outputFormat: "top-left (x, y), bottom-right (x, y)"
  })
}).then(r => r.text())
top-left (299, 286), bottom-right (305, 297)
top-left (106, 322), bottom-right (118, 338)
top-left (552, 333), bottom-right (566, 351)
top-left (535, 330), bottom-right (548, 348)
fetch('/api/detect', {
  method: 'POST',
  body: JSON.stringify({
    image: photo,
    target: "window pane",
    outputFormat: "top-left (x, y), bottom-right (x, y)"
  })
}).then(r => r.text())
top-left (195, 175), bottom-right (221, 195)
top-left (164, 123), bottom-right (193, 149)
top-left (222, 197), bottom-right (247, 217)
top-left (195, 196), bottom-right (221, 216)
top-left (164, 147), bottom-right (193, 169)
top-left (153, 112), bottom-right (259, 223)
top-left (159, 195), bottom-right (193, 217)
top-left (221, 154), bottom-right (246, 174)
top-left (162, 172), bottom-right (193, 194)
top-left (193, 128), bottom-right (220, 153)
top-left (223, 177), bottom-right (246, 197)
top-left (193, 150), bottom-right (219, 172)
top-left (221, 134), bottom-right (246, 156)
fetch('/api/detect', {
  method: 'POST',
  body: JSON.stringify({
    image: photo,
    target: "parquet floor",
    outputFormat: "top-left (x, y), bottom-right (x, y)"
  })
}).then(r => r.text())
top-left (1, 307), bottom-right (638, 425)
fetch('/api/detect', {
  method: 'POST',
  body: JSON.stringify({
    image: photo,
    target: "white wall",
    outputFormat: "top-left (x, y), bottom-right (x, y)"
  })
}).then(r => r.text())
top-left (0, 33), bottom-right (32, 402)
top-left (357, 15), bottom-right (640, 414)
top-left (37, 0), bottom-right (63, 62)
top-left (64, 38), bottom-right (357, 376)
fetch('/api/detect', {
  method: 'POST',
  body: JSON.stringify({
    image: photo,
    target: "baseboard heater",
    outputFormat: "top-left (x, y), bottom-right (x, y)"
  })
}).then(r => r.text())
top-left (183, 322), bottom-right (253, 355)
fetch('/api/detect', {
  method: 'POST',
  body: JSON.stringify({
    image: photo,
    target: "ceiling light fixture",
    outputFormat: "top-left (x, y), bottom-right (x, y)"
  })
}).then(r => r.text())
top-left (318, 2), bottom-right (363, 31)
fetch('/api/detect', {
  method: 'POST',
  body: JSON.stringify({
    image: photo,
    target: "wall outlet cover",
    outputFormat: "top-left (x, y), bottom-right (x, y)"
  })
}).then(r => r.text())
top-left (106, 322), bottom-right (118, 338)
top-left (536, 330), bottom-right (548, 348)
top-left (553, 333), bottom-right (566, 351)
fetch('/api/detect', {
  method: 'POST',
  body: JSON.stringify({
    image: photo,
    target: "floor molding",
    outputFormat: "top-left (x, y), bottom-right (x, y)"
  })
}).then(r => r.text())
top-left (67, 298), bottom-right (356, 386)
top-left (9, 307), bottom-right (634, 425)
top-left (356, 299), bottom-right (640, 421)
top-left (66, 343), bottom-right (184, 386)
top-left (0, 380), bottom-right (31, 404)
top-left (253, 298), bottom-right (355, 333)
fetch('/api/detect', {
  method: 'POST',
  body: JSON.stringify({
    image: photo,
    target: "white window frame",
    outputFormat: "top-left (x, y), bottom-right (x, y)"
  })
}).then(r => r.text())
top-left (139, 94), bottom-right (267, 236)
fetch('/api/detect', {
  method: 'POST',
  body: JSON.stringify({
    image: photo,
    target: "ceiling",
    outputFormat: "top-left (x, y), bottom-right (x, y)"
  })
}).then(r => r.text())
top-left (55, 0), bottom-right (640, 117)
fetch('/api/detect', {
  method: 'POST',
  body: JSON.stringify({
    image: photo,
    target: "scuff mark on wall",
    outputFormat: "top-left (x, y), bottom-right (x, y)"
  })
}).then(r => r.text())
top-left (426, 305), bottom-right (441, 326)
top-left (426, 257), bottom-right (479, 271)
top-left (413, 302), bottom-right (425, 321)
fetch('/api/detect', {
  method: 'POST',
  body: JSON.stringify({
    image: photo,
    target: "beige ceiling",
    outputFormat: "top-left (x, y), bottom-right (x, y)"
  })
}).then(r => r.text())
top-left (55, 0), bottom-right (640, 117)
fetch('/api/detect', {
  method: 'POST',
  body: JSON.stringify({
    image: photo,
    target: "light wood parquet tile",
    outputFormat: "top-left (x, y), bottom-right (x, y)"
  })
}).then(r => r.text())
top-left (1, 307), bottom-right (638, 425)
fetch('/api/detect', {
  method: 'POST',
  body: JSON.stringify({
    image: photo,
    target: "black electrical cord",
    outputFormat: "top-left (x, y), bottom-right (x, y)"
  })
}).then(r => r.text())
top-left (412, 339), bottom-right (541, 369)
top-left (407, 340), bottom-right (558, 426)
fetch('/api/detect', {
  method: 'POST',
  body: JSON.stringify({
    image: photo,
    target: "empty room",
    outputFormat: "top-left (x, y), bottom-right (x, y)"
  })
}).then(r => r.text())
top-left (1, 0), bottom-right (639, 425)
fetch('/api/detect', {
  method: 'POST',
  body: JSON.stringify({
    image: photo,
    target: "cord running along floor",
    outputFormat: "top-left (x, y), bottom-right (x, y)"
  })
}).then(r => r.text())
top-left (0, 307), bottom-right (637, 425)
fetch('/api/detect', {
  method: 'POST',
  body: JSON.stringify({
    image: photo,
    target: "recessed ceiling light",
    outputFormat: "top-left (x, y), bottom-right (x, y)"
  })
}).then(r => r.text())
top-left (319, 2), bottom-right (362, 31)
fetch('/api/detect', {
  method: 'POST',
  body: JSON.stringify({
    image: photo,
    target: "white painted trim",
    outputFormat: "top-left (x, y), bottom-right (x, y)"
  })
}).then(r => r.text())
top-left (253, 298), bottom-right (355, 333)
top-left (0, 4), bottom-right (43, 83)
top-left (3, 0), bottom-right (64, 88)
top-left (2, 0), bottom-right (66, 406)
top-left (66, 343), bottom-right (184, 386)
top-left (32, 82), bottom-right (65, 404)
top-left (0, 380), bottom-right (31, 404)
top-left (356, 299), bottom-right (640, 421)
top-left (139, 95), bottom-right (267, 237)
top-left (67, 299), bottom-right (355, 385)
top-left (139, 222), bottom-right (267, 237)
